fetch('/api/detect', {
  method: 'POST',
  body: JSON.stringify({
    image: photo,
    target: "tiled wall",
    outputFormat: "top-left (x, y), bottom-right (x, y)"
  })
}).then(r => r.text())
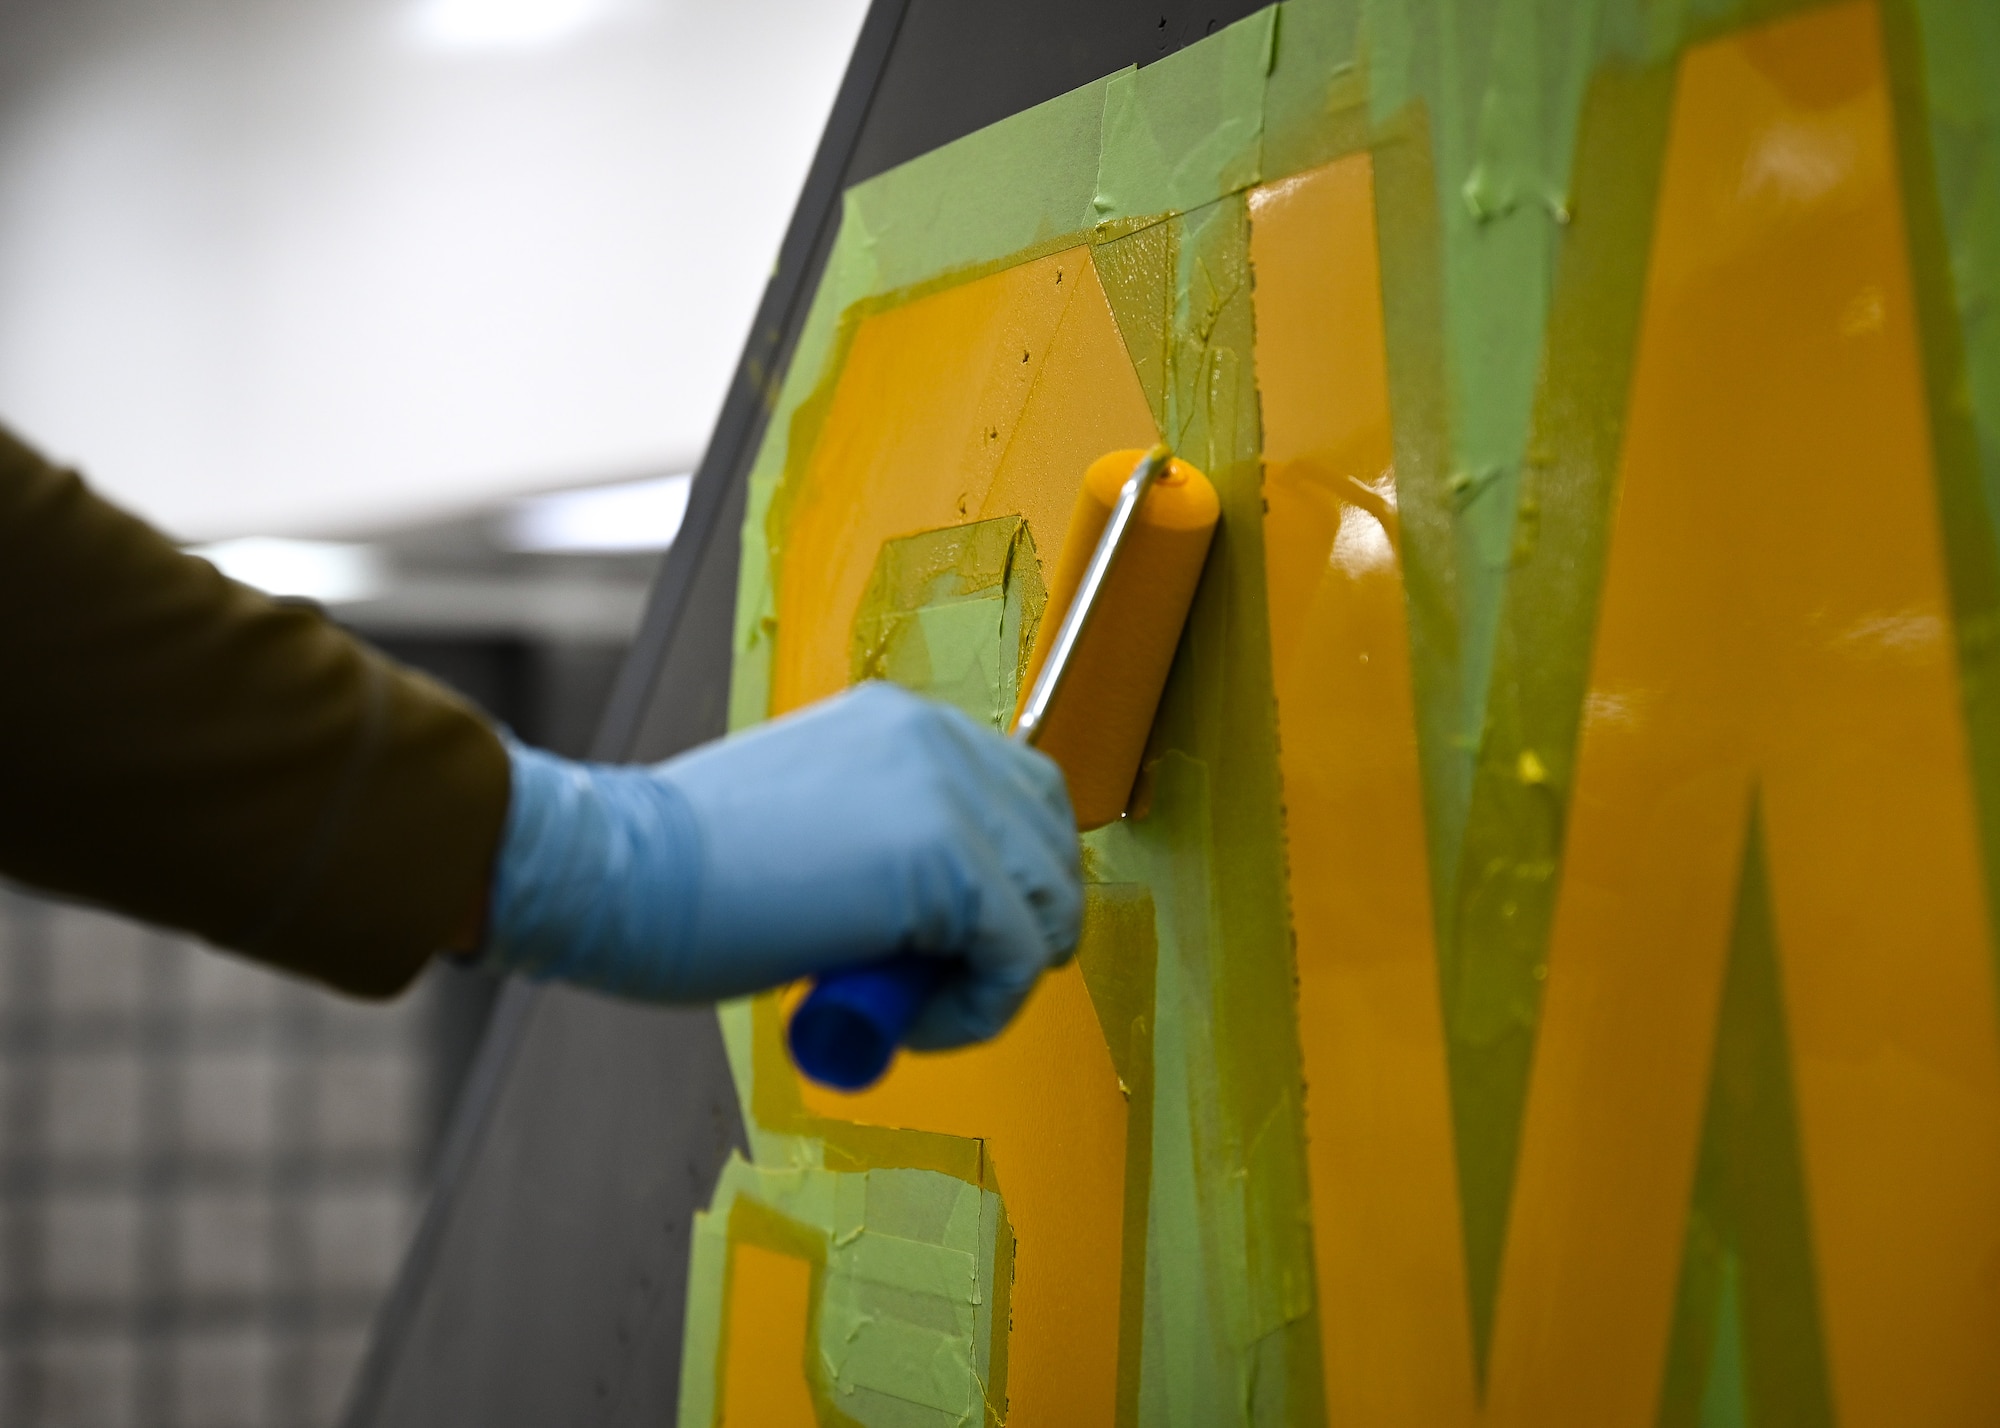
top-left (0, 887), bottom-right (434, 1428)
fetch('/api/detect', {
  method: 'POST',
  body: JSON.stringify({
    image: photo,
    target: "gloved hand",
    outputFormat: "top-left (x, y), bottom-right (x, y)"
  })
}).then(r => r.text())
top-left (478, 682), bottom-right (1084, 1049)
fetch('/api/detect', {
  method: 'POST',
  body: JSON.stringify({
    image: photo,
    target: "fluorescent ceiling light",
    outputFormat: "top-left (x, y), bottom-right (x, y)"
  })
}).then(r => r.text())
top-left (409, 0), bottom-right (618, 50)
top-left (506, 473), bottom-right (691, 553)
top-left (192, 537), bottom-right (387, 605)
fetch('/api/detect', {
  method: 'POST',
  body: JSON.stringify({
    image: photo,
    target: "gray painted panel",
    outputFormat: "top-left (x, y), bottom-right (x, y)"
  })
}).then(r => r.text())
top-left (344, 989), bottom-right (741, 1427)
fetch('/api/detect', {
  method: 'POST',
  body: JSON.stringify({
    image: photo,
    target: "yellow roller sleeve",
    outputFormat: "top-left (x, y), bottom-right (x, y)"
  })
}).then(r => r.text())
top-left (1018, 448), bottom-right (1219, 829)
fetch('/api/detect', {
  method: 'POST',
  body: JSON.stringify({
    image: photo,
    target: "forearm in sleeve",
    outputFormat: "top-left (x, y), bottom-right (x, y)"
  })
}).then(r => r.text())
top-left (0, 427), bottom-right (509, 997)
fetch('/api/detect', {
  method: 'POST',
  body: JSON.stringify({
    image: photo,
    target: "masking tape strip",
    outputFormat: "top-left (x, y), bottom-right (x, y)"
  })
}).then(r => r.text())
top-left (1094, 9), bottom-right (1277, 224)
top-left (1093, 218), bottom-right (1178, 430)
top-left (677, 1203), bottom-right (731, 1427)
top-left (850, 516), bottom-right (1048, 732)
top-left (847, 75), bottom-right (1115, 297)
top-left (1153, 187), bottom-right (1320, 1413)
top-left (1356, 0), bottom-right (1615, 869)
top-left (677, 1155), bottom-right (1001, 1427)
top-left (1089, 757), bottom-right (1242, 1422)
top-left (1260, 0), bottom-right (1367, 180)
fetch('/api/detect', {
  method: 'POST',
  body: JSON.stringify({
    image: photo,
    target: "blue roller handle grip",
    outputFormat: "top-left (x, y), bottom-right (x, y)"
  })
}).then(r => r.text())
top-left (788, 953), bottom-right (947, 1091)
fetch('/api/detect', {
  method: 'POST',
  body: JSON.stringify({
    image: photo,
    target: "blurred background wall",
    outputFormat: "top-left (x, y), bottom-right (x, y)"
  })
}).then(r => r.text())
top-left (0, 0), bottom-right (867, 1422)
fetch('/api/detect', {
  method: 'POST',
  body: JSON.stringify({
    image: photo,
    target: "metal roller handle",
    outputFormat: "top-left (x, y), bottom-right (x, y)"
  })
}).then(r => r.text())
top-left (1011, 443), bottom-right (1173, 747)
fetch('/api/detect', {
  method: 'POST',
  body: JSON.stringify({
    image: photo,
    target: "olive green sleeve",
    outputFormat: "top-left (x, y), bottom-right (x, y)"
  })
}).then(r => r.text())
top-left (0, 427), bottom-right (511, 998)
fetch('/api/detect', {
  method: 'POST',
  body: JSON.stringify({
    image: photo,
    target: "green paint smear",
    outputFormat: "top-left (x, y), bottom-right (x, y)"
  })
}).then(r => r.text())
top-left (1656, 809), bottom-right (1835, 1428)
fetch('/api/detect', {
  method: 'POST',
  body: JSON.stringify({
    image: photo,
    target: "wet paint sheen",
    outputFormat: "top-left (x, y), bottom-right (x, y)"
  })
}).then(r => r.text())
top-left (1497, 9), bottom-right (2000, 1422)
top-left (796, 963), bottom-right (1129, 1427)
top-left (770, 248), bottom-right (1158, 716)
top-left (1254, 4), bottom-right (2000, 1423)
top-left (1251, 151), bottom-right (1479, 1426)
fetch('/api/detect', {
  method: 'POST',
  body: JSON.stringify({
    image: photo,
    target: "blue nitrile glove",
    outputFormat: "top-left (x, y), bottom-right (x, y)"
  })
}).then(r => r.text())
top-left (479, 682), bottom-right (1084, 1049)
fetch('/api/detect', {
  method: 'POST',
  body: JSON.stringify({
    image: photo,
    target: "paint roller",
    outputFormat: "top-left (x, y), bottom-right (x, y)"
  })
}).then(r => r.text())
top-left (788, 445), bottom-right (1220, 1090)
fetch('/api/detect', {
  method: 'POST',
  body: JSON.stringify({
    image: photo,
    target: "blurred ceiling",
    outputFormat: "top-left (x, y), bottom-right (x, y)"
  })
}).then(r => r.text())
top-left (0, 0), bottom-right (869, 539)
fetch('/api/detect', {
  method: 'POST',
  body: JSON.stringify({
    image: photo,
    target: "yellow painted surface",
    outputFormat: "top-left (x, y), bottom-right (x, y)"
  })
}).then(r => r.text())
top-left (1250, 153), bottom-right (1478, 1428)
top-left (719, 1240), bottom-right (817, 1427)
top-left (771, 248), bottom-right (1160, 716)
top-left (1256, 5), bottom-right (2000, 1423)
top-left (798, 961), bottom-right (1129, 1427)
top-left (1499, 9), bottom-right (2000, 1422)
top-left (1019, 447), bottom-right (1219, 827)
top-left (768, 248), bottom-right (1155, 1425)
